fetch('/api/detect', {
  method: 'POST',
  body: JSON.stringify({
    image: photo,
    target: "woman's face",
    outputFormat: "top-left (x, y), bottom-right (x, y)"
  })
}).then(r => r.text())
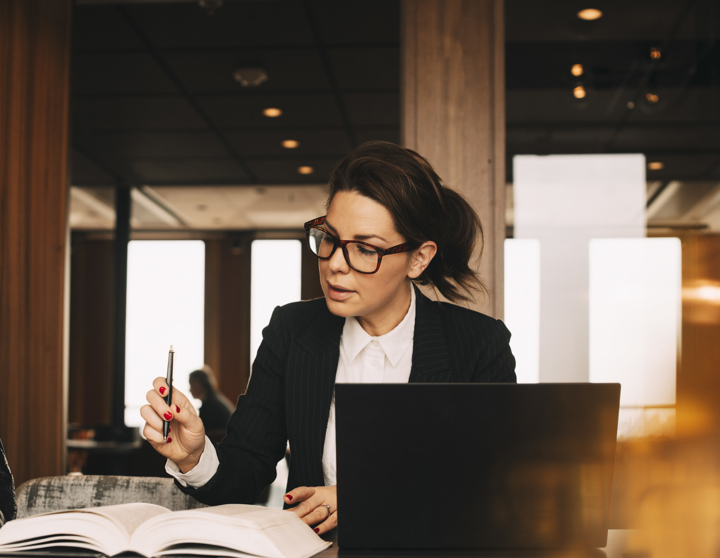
top-left (319, 191), bottom-right (417, 336)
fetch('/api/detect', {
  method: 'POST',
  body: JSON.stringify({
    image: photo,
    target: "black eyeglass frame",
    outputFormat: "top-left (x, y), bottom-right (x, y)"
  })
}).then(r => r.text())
top-left (303, 216), bottom-right (420, 274)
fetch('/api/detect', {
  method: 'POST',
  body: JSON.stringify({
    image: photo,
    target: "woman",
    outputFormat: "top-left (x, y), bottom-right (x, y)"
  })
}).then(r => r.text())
top-left (141, 141), bottom-right (516, 535)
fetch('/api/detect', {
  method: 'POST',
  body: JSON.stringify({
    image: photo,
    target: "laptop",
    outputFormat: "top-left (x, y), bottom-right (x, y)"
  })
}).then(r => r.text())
top-left (335, 383), bottom-right (621, 550)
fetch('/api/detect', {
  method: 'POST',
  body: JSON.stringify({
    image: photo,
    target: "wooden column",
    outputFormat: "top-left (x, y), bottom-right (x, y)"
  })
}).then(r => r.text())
top-left (0, 0), bottom-right (72, 486)
top-left (402, 0), bottom-right (506, 317)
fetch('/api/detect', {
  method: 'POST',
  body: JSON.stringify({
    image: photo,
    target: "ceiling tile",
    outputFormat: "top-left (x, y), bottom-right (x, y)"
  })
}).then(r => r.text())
top-left (354, 128), bottom-right (400, 145)
top-left (224, 129), bottom-right (352, 157)
top-left (506, 0), bottom-right (690, 42)
top-left (197, 93), bottom-right (344, 128)
top-left (644, 153), bottom-right (720, 180)
top-left (73, 97), bottom-right (207, 129)
top-left (98, 131), bottom-right (229, 158)
top-left (125, 1), bottom-right (315, 48)
top-left (73, 5), bottom-right (145, 50)
top-left (162, 49), bottom-right (331, 93)
top-left (73, 52), bottom-right (179, 95)
top-left (328, 47), bottom-right (399, 91)
top-left (129, 158), bottom-right (251, 184)
top-left (71, 149), bottom-right (117, 186)
top-left (613, 125), bottom-right (720, 151)
top-left (343, 92), bottom-right (399, 126)
top-left (311, 0), bottom-right (399, 45)
top-left (244, 156), bottom-right (342, 183)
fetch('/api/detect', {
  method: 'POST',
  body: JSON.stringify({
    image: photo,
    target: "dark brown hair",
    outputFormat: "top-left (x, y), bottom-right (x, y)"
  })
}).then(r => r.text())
top-left (327, 141), bottom-right (484, 302)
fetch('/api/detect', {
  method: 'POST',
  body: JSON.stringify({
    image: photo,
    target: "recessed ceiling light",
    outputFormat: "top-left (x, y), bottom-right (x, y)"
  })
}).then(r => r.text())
top-left (573, 85), bottom-right (587, 99)
top-left (297, 166), bottom-right (314, 175)
top-left (233, 67), bottom-right (268, 88)
top-left (648, 161), bottom-right (664, 170)
top-left (571, 64), bottom-right (584, 77)
top-left (282, 140), bottom-right (299, 149)
top-left (577, 8), bottom-right (603, 20)
top-left (263, 107), bottom-right (282, 118)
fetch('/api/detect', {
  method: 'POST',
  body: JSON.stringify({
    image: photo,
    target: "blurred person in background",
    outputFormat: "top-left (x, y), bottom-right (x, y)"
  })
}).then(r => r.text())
top-left (188, 367), bottom-right (235, 439)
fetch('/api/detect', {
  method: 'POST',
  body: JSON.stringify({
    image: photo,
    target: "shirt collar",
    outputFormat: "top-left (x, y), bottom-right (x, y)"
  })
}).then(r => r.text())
top-left (341, 285), bottom-right (416, 368)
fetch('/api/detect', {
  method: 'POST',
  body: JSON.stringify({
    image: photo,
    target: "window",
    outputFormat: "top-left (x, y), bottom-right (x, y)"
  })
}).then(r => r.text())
top-left (125, 241), bottom-right (205, 427)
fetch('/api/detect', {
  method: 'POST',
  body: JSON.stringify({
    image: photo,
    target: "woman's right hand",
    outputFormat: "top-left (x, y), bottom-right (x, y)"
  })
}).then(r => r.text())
top-left (140, 377), bottom-right (206, 472)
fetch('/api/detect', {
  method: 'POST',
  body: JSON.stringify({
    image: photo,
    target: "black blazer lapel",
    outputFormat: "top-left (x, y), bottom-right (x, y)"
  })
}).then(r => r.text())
top-left (290, 303), bottom-right (344, 486)
top-left (409, 286), bottom-right (454, 383)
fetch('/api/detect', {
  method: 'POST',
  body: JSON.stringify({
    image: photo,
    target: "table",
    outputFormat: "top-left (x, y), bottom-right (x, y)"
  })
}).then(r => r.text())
top-left (314, 530), bottom-right (630, 558)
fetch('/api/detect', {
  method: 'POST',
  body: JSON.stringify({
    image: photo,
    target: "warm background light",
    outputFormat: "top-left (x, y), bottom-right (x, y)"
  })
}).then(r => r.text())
top-left (646, 92), bottom-right (660, 104)
top-left (648, 161), bottom-right (664, 170)
top-left (650, 47), bottom-right (662, 60)
top-left (571, 64), bottom-right (584, 77)
top-left (577, 8), bottom-right (603, 20)
top-left (297, 166), bottom-right (314, 175)
top-left (573, 85), bottom-right (587, 99)
top-left (282, 139), bottom-right (299, 149)
top-left (263, 107), bottom-right (282, 117)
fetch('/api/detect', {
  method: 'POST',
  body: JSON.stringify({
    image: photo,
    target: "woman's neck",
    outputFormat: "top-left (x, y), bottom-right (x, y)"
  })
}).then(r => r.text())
top-left (356, 282), bottom-right (413, 337)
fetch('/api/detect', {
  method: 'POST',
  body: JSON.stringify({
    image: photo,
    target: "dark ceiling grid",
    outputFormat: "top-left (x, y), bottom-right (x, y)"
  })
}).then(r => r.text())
top-left (115, 5), bottom-right (260, 183)
top-left (602, 0), bottom-right (701, 154)
top-left (301, 0), bottom-right (358, 148)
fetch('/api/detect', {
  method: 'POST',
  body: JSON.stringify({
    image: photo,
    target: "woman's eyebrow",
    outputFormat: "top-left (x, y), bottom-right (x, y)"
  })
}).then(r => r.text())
top-left (324, 219), bottom-right (387, 243)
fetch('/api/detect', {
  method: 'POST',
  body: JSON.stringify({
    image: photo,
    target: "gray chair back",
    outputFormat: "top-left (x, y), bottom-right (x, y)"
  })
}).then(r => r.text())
top-left (16, 474), bottom-right (206, 518)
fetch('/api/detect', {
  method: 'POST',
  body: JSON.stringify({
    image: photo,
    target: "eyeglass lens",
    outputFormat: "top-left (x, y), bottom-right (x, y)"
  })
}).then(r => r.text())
top-left (307, 227), bottom-right (379, 273)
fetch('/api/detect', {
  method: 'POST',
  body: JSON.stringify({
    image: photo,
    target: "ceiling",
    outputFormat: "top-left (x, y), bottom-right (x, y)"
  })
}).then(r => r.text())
top-left (70, 0), bottom-right (720, 232)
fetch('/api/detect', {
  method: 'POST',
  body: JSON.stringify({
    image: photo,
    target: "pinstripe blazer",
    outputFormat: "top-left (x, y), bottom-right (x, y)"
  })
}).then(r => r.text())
top-left (177, 285), bottom-right (516, 505)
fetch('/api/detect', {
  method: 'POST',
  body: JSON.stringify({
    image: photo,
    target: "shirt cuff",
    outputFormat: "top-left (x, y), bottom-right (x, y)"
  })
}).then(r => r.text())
top-left (165, 436), bottom-right (219, 488)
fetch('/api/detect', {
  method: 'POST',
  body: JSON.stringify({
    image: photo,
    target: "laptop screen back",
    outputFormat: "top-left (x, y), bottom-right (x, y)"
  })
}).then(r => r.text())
top-left (335, 383), bottom-right (620, 550)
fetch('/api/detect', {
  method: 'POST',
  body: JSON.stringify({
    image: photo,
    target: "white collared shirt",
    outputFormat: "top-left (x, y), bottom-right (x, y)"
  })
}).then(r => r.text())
top-left (167, 286), bottom-right (416, 488)
top-left (322, 286), bottom-right (416, 485)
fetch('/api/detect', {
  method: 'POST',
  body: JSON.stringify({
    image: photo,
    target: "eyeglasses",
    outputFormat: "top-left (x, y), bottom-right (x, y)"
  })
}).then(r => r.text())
top-left (304, 216), bottom-right (419, 274)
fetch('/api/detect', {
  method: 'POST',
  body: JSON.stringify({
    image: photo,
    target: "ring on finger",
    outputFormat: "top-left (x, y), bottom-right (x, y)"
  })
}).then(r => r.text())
top-left (320, 504), bottom-right (331, 518)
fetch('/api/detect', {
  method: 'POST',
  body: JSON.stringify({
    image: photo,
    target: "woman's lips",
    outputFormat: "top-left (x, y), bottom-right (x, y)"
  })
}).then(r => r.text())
top-left (327, 283), bottom-right (355, 301)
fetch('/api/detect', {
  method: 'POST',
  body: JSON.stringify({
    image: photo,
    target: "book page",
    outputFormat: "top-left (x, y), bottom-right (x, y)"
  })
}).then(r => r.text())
top-left (131, 505), bottom-right (330, 558)
top-left (81, 503), bottom-right (171, 538)
top-left (0, 503), bottom-right (170, 557)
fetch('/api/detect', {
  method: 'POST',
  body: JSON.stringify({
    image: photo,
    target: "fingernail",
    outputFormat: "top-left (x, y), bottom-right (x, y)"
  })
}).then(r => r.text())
top-left (175, 405), bottom-right (180, 413)
top-left (168, 425), bottom-right (171, 432)
top-left (159, 386), bottom-right (166, 395)
top-left (163, 412), bottom-right (173, 420)
top-left (166, 437), bottom-right (172, 443)
top-left (285, 494), bottom-right (293, 501)
top-left (314, 528), bottom-right (319, 534)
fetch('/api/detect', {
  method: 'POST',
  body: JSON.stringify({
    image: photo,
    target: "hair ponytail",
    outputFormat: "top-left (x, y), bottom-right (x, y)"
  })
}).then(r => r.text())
top-left (417, 186), bottom-right (485, 302)
top-left (327, 141), bottom-right (486, 303)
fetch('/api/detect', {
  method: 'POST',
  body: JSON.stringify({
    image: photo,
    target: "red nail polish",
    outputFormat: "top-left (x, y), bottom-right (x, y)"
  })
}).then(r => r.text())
top-left (166, 437), bottom-right (172, 443)
top-left (168, 425), bottom-right (171, 432)
top-left (159, 387), bottom-right (166, 395)
top-left (285, 494), bottom-right (293, 501)
top-left (163, 412), bottom-right (172, 420)
top-left (175, 405), bottom-right (180, 413)
top-left (314, 528), bottom-right (319, 534)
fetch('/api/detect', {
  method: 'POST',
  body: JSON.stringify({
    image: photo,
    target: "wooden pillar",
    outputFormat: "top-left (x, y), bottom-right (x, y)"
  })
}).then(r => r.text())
top-left (0, 0), bottom-right (72, 486)
top-left (402, 0), bottom-right (506, 317)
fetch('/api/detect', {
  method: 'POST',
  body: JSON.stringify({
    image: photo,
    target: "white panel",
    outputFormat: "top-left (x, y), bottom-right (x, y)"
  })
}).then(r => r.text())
top-left (250, 240), bottom-right (303, 366)
top-left (504, 239), bottom-right (540, 383)
top-left (125, 241), bottom-right (206, 427)
top-left (513, 154), bottom-right (646, 383)
top-left (589, 238), bottom-right (681, 407)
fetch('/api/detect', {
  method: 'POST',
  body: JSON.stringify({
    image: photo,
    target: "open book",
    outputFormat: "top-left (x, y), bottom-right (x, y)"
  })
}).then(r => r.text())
top-left (0, 503), bottom-right (331, 558)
